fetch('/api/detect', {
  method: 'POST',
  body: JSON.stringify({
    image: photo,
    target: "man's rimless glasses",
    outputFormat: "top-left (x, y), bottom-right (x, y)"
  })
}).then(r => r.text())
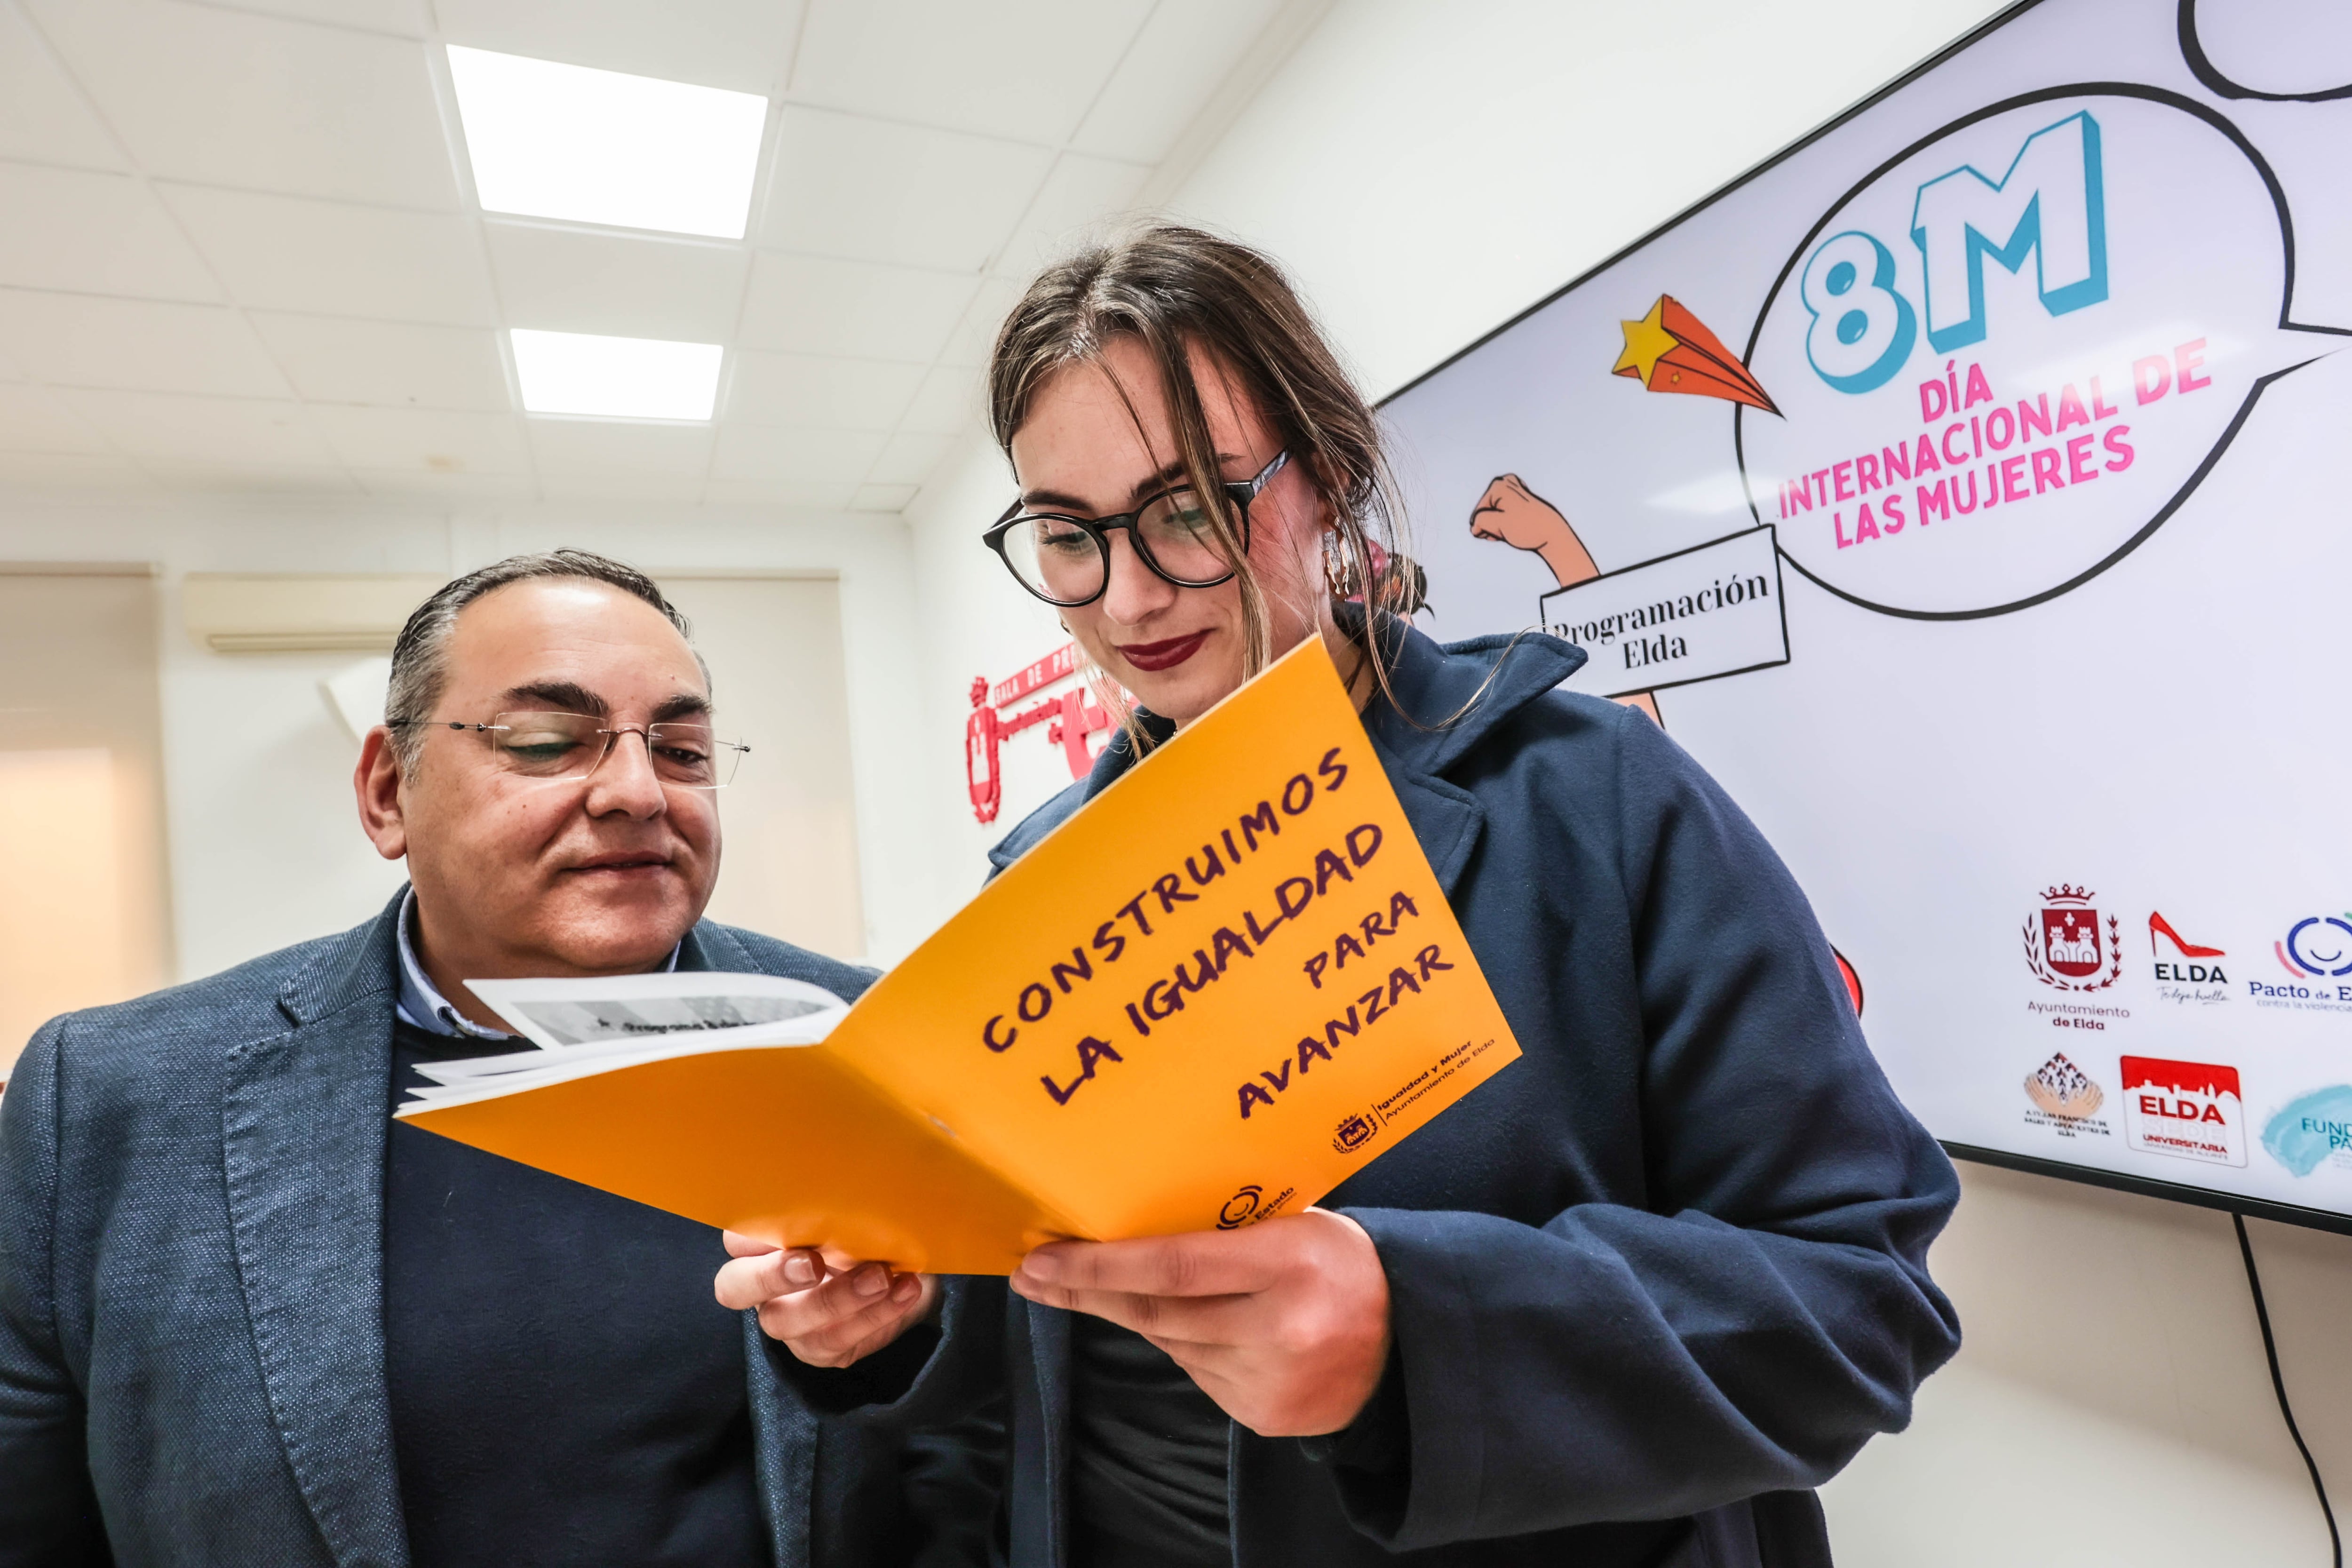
top-left (983, 450), bottom-right (1289, 607)
top-left (387, 711), bottom-right (749, 789)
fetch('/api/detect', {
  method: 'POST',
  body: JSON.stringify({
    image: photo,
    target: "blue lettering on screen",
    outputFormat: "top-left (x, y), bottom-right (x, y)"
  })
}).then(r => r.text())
top-left (1908, 111), bottom-right (2110, 354)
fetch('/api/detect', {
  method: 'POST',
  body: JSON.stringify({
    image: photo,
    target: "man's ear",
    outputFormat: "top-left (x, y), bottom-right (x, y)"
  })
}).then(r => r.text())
top-left (356, 726), bottom-right (409, 862)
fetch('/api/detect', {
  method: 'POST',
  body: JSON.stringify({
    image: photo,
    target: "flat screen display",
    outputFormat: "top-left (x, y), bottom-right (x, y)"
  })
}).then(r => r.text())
top-left (1377, 0), bottom-right (2352, 1229)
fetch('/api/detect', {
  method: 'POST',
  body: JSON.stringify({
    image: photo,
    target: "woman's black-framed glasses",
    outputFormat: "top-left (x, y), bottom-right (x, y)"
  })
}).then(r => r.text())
top-left (387, 711), bottom-right (749, 789)
top-left (982, 450), bottom-right (1290, 607)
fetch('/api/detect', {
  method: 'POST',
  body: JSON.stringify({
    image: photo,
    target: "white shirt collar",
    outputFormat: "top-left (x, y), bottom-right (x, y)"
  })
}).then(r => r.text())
top-left (392, 887), bottom-right (681, 1039)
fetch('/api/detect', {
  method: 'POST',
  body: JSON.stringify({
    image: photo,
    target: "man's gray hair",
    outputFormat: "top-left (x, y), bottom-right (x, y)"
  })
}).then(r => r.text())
top-left (383, 549), bottom-right (693, 768)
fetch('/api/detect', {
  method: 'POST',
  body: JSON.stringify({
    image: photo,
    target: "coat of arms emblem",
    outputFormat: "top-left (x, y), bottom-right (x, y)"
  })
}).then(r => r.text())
top-left (1332, 1109), bottom-right (1380, 1154)
top-left (2025, 884), bottom-right (2122, 991)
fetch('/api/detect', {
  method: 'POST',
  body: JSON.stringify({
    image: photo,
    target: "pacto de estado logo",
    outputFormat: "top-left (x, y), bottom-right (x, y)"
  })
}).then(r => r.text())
top-left (1213, 1182), bottom-right (1296, 1230)
top-left (2277, 915), bottom-right (2352, 980)
top-left (2256, 914), bottom-right (2352, 1008)
top-left (1215, 1185), bottom-right (1263, 1230)
top-left (1741, 87), bottom-right (2341, 620)
top-left (2025, 884), bottom-right (2121, 992)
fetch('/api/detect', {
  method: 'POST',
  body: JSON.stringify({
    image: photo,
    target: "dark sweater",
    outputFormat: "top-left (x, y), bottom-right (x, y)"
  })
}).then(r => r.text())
top-left (385, 1020), bottom-right (771, 1568)
top-left (1067, 1314), bottom-right (1229, 1567)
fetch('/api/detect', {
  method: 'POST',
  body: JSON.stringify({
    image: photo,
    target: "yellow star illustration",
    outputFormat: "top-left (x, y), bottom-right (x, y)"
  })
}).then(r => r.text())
top-left (1613, 297), bottom-right (1677, 385)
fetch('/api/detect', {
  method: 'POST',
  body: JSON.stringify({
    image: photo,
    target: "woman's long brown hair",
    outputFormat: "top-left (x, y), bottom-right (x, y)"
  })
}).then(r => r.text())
top-left (986, 224), bottom-right (1422, 752)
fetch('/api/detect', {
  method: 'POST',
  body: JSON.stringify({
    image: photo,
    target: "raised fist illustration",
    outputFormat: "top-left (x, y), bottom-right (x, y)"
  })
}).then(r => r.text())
top-left (1469, 474), bottom-right (1599, 585)
top-left (1469, 473), bottom-right (1658, 724)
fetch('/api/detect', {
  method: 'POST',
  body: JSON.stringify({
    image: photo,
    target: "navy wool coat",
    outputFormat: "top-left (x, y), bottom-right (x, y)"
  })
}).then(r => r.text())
top-left (792, 620), bottom-right (1963, 1568)
top-left (0, 897), bottom-right (990, 1568)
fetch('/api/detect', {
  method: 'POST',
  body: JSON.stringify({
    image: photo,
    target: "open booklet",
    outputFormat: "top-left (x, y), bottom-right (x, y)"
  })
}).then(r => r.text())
top-left (399, 972), bottom-right (852, 1107)
top-left (397, 638), bottom-right (1523, 1274)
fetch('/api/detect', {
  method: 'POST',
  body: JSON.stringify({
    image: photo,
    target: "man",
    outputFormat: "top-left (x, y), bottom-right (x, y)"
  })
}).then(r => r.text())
top-left (0, 551), bottom-right (991, 1566)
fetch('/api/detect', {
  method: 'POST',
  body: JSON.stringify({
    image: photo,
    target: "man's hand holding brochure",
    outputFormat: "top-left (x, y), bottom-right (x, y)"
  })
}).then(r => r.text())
top-left (397, 640), bottom-right (1523, 1273)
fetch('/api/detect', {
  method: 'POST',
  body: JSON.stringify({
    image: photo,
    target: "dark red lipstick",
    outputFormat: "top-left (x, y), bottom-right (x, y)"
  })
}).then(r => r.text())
top-left (1114, 631), bottom-right (1210, 672)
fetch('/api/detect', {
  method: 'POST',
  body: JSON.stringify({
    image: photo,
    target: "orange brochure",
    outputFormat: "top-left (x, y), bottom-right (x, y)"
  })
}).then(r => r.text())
top-left (398, 639), bottom-right (1523, 1273)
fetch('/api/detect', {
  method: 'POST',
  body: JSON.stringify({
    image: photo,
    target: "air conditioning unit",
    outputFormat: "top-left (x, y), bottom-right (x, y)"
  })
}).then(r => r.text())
top-left (181, 574), bottom-right (444, 654)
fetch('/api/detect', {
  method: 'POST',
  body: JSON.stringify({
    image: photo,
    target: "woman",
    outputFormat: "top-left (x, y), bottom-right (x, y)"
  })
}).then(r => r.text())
top-left (719, 227), bottom-right (1961, 1568)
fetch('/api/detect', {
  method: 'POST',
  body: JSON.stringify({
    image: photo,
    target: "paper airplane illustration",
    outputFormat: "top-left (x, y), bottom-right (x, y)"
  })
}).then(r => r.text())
top-left (1612, 294), bottom-right (1778, 414)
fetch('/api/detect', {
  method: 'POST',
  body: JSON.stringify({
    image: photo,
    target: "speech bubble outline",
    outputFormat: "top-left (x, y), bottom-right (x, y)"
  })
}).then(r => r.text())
top-left (1736, 82), bottom-right (2350, 621)
top-left (2179, 0), bottom-right (2352, 104)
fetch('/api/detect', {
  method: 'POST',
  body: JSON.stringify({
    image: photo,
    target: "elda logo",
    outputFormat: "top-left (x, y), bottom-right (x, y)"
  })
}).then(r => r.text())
top-left (2150, 910), bottom-right (2229, 1005)
top-left (2026, 884), bottom-right (2121, 991)
top-left (2150, 911), bottom-right (2227, 984)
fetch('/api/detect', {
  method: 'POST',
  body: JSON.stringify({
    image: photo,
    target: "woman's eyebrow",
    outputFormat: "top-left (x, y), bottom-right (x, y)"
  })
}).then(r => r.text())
top-left (1017, 484), bottom-right (1097, 513)
top-left (1020, 453), bottom-right (1249, 514)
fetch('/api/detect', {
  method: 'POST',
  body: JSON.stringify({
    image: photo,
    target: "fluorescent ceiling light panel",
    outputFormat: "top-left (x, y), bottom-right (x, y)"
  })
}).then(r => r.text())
top-left (448, 46), bottom-right (767, 238)
top-left (512, 329), bottom-right (722, 420)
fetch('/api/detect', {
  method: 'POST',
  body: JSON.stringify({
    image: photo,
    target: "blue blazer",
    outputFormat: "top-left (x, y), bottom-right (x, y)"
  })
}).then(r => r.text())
top-left (0, 894), bottom-right (978, 1568)
top-left (795, 620), bottom-right (1963, 1568)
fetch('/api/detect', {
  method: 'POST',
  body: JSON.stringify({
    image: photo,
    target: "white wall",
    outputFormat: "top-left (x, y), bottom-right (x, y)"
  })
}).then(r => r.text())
top-left (902, 429), bottom-right (1074, 903)
top-left (1828, 1161), bottom-right (2351, 1566)
top-left (0, 492), bottom-right (943, 976)
top-left (898, 1), bottom-right (2352, 1561)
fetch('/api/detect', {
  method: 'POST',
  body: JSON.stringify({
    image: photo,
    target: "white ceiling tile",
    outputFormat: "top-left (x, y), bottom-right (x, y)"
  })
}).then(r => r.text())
top-left (900, 362), bottom-right (986, 434)
top-left (0, 452), bottom-right (154, 489)
top-left (161, 185), bottom-right (496, 325)
top-left (59, 388), bottom-right (335, 465)
top-left (352, 465), bottom-right (535, 497)
top-left (936, 275), bottom-right (1025, 369)
top-left (866, 429), bottom-right (953, 486)
top-left (537, 469), bottom-right (705, 501)
top-left (0, 6), bottom-right (129, 170)
top-left (737, 253), bottom-right (976, 361)
top-left (759, 107), bottom-right (1051, 272)
top-left (434, 0), bottom-right (803, 97)
top-left (485, 221), bottom-right (747, 341)
top-left (709, 424), bottom-right (883, 484)
top-left (702, 477), bottom-right (858, 509)
top-left (248, 313), bottom-right (511, 409)
top-left (25, 0), bottom-right (460, 208)
top-left (992, 154), bottom-right (1148, 279)
top-left (850, 482), bottom-right (915, 511)
top-left (528, 415), bottom-right (712, 477)
top-left (309, 404), bottom-right (529, 473)
top-left (0, 382), bottom-right (111, 453)
top-left (791, 0), bottom-right (1151, 143)
top-left (138, 459), bottom-right (362, 493)
top-left (0, 290), bottom-right (292, 395)
top-left (0, 164), bottom-right (221, 301)
top-left (217, 0), bottom-right (430, 36)
top-left (724, 352), bottom-right (922, 430)
top-left (1068, 0), bottom-right (1282, 163)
